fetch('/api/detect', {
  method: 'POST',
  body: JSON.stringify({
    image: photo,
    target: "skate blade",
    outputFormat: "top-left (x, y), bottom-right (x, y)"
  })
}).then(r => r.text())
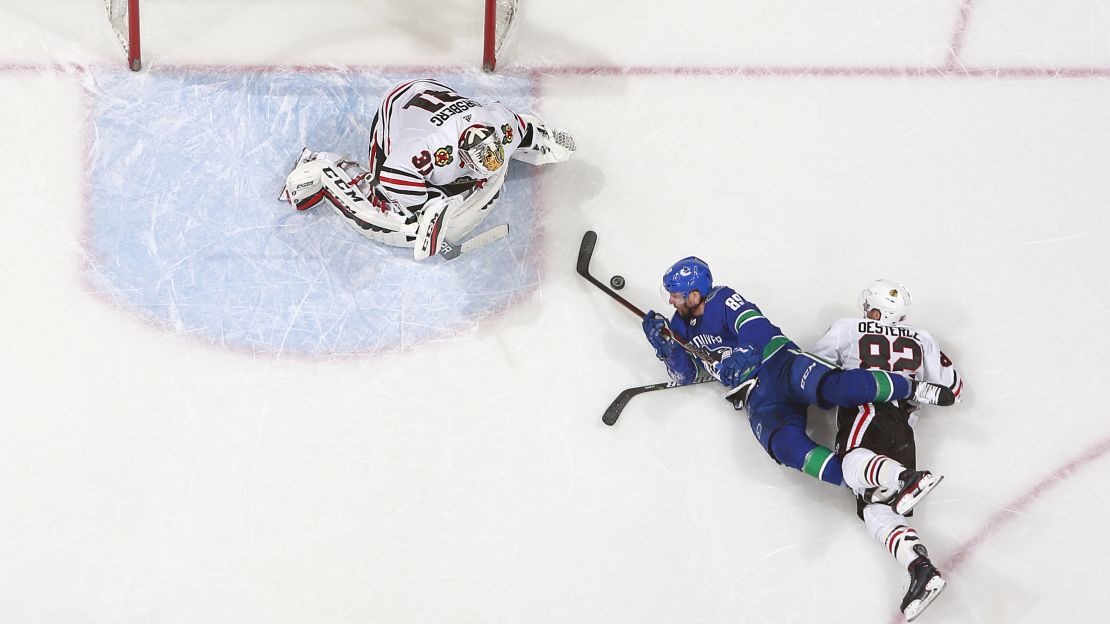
top-left (277, 147), bottom-right (315, 202)
top-left (903, 575), bottom-right (946, 622)
top-left (895, 474), bottom-right (945, 516)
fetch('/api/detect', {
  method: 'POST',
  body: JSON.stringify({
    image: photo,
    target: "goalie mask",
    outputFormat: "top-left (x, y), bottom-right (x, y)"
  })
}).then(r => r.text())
top-left (859, 279), bottom-right (912, 324)
top-left (459, 124), bottom-right (505, 175)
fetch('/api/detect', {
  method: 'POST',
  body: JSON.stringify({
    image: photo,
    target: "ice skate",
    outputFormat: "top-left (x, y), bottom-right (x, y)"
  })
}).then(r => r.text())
top-left (889, 469), bottom-right (944, 516)
top-left (901, 551), bottom-right (946, 621)
top-left (277, 147), bottom-right (318, 201)
top-left (723, 377), bottom-right (758, 410)
top-left (911, 380), bottom-right (955, 406)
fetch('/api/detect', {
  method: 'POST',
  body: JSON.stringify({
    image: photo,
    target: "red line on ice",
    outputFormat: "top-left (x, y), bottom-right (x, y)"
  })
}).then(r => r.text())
top-left (884, 434), bottom-right (1110, 623)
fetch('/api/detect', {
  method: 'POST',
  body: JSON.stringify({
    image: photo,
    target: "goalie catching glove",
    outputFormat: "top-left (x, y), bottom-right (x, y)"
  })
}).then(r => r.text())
top-left (512, 114), bottom-right (577, 166)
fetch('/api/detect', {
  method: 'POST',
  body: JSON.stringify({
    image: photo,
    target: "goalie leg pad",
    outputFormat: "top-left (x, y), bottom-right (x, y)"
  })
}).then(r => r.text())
top-left (285, 159), bottom-right (328, 211)
top-left (289, 159), bottom-right (418, 247)
top-left (278, 147), bottom-right (318, 202)
top-left (319, 163), bottom-right (417, 247)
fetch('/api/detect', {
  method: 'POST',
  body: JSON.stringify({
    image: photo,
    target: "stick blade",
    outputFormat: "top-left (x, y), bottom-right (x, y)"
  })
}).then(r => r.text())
top-left (602, 387), bottom-right (642, 426)
top-left (576, 230), bottom-right (598, 277)
top-left (601, 377), bottom-right (716, 426)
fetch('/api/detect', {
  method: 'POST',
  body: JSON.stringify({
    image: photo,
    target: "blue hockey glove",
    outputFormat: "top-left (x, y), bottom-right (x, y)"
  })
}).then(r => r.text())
top-left (718, 344), bottom-right (760, 387)
top-left (642, 311), bottom-right (675, 358)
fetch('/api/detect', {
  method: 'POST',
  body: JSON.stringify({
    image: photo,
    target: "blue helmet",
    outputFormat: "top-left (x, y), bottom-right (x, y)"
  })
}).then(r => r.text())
top-left (662, 256), bottom-right (713, 297)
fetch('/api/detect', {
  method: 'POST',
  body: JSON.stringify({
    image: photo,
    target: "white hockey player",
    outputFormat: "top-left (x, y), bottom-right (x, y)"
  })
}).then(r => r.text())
top-left (811, 280), bottom-right (964, 622)
top-left (280, 78), bottom-right (576, 260)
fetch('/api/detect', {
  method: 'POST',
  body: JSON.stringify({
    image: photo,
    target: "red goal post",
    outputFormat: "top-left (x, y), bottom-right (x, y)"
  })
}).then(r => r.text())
top-left (106, 0), bottom-right (514, 73)
top-left (483, 0), bottom-right (520, 72)
top-left (105, 0), bottom-right (141, 71)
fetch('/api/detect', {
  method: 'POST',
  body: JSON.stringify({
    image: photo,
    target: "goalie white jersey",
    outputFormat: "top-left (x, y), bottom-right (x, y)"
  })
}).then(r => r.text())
top-left (366, 79), bottom-right (530, 216)
top-left (811, 319), bottom-right (963, 400)
top-left (281, 78), bottom-right (574, 259)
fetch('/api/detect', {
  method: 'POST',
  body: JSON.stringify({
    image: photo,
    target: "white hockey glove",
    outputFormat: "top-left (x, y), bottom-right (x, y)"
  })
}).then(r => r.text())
top-left (513, 126), bottom-right (576, 165)
top-left (512, 114), bottom-right (577, 166)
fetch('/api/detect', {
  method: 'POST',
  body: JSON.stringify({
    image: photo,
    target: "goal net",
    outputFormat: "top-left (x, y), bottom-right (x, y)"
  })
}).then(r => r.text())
top-left (103, 0), bottom-right (512, 73)
top-left (104, 0), bottom-right (141, 71)
top-left (483, 0), bottom-right (520, 72)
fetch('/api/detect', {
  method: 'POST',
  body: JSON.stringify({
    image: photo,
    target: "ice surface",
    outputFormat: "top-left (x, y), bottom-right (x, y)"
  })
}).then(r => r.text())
top-left (2, 2), bottom-right (1110, 623)
top-left (83, 69), bottom-right (540, 355)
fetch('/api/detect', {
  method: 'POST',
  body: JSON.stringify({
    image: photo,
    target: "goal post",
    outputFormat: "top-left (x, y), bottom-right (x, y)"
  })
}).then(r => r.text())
top-left (104, 0), bottom-right (513, 74)
top-left (104, 0), bottom-right (141, 71)
top-left (483, 0), bottom-right (519, 72)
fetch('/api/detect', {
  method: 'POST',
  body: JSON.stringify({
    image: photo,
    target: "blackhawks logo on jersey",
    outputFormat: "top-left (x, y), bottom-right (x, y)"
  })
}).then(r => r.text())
top-left (443, 175), bottom-right (485, 193)
top-left (501, 124), bottom-right (514, 145)
top-left (434, 146), bottom-right (453, 167)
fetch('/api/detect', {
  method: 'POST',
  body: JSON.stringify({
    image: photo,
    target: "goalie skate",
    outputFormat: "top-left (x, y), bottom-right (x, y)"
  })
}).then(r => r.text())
top-left (889, 469), bottom-right (944, 516)
top-left (277, 147), bottom-right (317, 202)
top-left (901, 553), bottom-right (946, 622)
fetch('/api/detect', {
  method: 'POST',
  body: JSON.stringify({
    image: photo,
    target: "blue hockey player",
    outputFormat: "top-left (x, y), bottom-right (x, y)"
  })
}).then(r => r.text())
top-left (642, 257), bottom-right (955, 486)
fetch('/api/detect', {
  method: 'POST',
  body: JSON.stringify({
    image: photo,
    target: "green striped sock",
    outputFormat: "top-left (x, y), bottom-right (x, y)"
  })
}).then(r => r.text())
top-left (803, 446), bottom-right (835, 480)
top-left (870, 370), bottom-right (893, 402)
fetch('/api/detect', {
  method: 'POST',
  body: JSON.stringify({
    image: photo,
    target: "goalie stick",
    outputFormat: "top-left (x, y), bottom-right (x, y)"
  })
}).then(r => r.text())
top-left (439, 223), bottom-right (509, 260)
top-left (603, 376), bottom-right (715, 426)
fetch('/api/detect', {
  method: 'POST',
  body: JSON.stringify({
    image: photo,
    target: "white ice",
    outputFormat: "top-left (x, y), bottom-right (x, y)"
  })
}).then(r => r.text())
top-left (2, 1), bottom-right (1110, 623)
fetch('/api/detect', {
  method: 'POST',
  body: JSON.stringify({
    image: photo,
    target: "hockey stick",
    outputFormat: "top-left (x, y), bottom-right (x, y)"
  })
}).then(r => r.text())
top-left (439, 223), bottom-right (509, 260)
top-left (576, 231), bottom-right (719, 364)
top-left (576, 231), bottom-right (761, 411)
top-left (603, 377), bottom-right (715, 426)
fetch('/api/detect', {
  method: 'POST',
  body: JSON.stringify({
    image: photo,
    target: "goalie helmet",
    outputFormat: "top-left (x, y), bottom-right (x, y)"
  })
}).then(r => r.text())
top-left (662, 257), bottom-right (713, 298)
top-left (859, 279), bottom-right (912, 324)
top-left (459, 124), bottom-right (505, 176)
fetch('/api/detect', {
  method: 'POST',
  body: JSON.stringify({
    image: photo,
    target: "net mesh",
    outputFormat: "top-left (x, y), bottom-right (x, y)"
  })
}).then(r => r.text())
top-left (104, 0), bottom-right (130, 55)
top-left (104, 0), bottom-right (140, 70)
top-left (494, 0), bottom-right (519, 57)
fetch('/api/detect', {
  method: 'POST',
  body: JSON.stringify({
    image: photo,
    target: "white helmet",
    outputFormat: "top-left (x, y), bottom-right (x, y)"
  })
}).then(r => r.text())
top-left (859, 279), bottom-right (912, 324)
top-left (459, 124), bottom-right (505, 175)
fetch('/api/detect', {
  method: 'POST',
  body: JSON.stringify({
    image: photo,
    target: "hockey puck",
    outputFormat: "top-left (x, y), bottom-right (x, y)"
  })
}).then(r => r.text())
top-left (610, 275), bottom-right (626, 290)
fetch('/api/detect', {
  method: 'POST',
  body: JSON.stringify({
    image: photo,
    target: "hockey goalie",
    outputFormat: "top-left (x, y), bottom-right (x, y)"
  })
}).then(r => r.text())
top-left (280, 79), bottom-right (576, 260)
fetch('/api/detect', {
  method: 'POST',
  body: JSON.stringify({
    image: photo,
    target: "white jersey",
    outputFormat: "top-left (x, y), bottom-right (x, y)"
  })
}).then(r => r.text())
top-left (367, 79), bottom-right (530, 216)
top-left (812, 318), bottom-right (963, 400)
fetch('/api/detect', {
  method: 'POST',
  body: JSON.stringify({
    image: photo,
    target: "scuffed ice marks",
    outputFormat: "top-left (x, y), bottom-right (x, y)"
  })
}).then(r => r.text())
top-left (84, 68), bottom-right (540, 356)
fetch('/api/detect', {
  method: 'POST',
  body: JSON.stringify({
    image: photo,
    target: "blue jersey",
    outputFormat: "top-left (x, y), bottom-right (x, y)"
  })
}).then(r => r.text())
top-left (662, 286), bottom-right (798, 384)
top-left (647, 285), bottom-right (918, 487)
